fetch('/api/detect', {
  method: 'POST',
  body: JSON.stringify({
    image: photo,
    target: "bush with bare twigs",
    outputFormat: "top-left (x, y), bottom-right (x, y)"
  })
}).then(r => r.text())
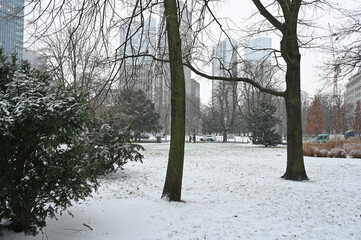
top-left (303, 137), bottom-right (361, 158)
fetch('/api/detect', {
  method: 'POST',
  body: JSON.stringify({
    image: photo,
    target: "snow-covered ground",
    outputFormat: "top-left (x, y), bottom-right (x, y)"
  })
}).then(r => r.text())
top-left (4, 143), bottom-right (361, 240)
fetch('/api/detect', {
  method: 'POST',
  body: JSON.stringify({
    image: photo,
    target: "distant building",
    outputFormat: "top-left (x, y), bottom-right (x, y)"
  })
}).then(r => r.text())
top-left (186, 79), bottom-right (200, 135)
top-left (0, 0), bottom-right (24, 60)
top-left (244, 37), bottom-right (272, 62)
top-left (119, 16), bottom-right (157, 100)
top-left (152, 1), bottom-right (195, 135)
top-left (118, 8), bottom-right (198, 135)
top-left (211, 38), bottom-right (238, 106)
top-left (243, 37), bottom-right (272, 83)
top-left (344, 68), bottom-right (361, 124)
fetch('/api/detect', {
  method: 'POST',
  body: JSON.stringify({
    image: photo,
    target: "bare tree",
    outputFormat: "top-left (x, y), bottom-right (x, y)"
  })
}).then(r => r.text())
top-left (185, 0), bottom-right (309, 180)
top-left (212, 80), bottom-right (238, 142)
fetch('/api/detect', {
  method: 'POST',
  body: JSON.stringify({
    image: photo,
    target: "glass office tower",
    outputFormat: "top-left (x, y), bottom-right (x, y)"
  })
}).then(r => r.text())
top-left (0, 0), bottom-right (24, 60)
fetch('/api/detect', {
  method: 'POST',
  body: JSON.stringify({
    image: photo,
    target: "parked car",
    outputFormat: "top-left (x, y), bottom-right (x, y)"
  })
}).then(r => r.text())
top-left (200, 135), bottom-right (216, 142)
top-left (312, 134), bottom-right (329, 143)
top-left (139, 134), bottom-right (149, 139)
top-left (345, 130), bottom-right (354, 140)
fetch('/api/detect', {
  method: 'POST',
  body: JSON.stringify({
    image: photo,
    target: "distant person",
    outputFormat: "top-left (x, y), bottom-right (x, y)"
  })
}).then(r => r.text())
top-left (189, 135), bottom-right (192, 142)
top-left (193, 134), bottom-right (196, 143)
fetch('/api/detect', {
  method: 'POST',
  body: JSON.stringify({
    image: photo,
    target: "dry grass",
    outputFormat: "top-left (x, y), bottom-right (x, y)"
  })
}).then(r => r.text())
top-left (323, 138), bottom-right (344, 150)
top-left (303, 142), bottom-right (314, 156)
top-left (303, 137), bottom-right (361, 158)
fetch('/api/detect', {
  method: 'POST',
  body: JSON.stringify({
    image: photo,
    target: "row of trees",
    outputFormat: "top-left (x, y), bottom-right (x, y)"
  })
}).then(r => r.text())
top-left (305, 95), bottom-right (361, 136)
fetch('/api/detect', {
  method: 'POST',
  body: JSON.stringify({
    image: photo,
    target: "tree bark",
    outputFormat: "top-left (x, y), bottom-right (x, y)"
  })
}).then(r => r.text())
top-left (161, 0), bottom-right (186, 201)
top-left (280, 12), bottom-right (308, 181)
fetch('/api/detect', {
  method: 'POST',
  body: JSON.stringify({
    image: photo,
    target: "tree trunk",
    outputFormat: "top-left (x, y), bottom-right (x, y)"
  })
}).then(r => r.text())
top-left (222, 129), bottom-right (227, 143)
top-left (161, 0), bottom-right (186, 201)
top-left (281, 23), bottom-right (308, 181)
top-left (283, 86), bottom-right (308, 180)
top-left (12, 204), bottom-right (33, 232)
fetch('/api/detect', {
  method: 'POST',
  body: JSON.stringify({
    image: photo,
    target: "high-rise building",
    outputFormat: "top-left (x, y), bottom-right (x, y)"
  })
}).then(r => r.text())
top-left (152, 1), bottom-right (195, 135)
top-left (211, 38), bottom-right (238, 106)
top-left (119, 9), bottom-right (198, 135)
top-left (344, 68), bottom-right (361, 123)
top-left (119, 17), bottom-right (157, 100)
top-left (244, 37), bottom-right (272, 62)
top-left (243, 37), bottom-right (272, 82)
top-left (186, 79), bottom-right (200, 135)
top-left (0, 0), bottom-right (24, 59)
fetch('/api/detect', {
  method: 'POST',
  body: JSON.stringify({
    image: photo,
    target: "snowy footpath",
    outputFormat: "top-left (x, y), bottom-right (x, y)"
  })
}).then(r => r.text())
top-left (3, 143), bottom-right (361, 240)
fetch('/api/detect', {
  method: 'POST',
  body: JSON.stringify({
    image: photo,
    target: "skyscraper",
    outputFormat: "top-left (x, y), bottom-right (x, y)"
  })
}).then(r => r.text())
top-left (211, 38), bottom-right (238, 106)
top-left (0, 0), bottom-right (24, 59)
top-left (344, 67), bottom-right (361, 124)
top-left (244, 37), bottom-right (272, 62)
top-left (243, 37), bottom-right (272, 83)
top-left (119, 16), bottom-right (157, 100)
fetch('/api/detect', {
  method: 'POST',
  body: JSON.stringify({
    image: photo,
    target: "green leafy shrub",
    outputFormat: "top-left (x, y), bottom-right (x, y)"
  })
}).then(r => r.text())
top-left (85, 111), bottom-right (145, 173)
top-left (0, 57), bottom-right (94, 235)
top-left (0, 53), bottom-right (144, 235)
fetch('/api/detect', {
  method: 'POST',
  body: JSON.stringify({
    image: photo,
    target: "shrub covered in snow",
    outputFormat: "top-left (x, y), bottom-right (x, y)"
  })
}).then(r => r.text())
top-left (85, 111), bottom-right (145, 173)
top-left (0, 56), bottom-right (94, 234)
top-left (0, 53), bottom-right (144, 235)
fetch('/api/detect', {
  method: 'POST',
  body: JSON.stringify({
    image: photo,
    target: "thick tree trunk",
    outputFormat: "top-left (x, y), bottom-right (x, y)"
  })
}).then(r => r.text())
top-left (281, 25), bottom-right (308, 181)
top-left (161, 0), bottom-right (186, 201)
top-left (12, 204), bottom-right (33, 232)
top-left (283, 85), bottom-right (308, 180)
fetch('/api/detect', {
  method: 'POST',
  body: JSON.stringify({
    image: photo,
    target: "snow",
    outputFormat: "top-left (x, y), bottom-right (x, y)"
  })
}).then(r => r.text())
top-left (3, 143), bottom-right (361, 240)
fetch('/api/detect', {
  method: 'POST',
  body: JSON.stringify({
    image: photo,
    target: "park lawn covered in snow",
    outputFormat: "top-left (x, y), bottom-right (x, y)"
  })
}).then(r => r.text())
top-left (3, 143), bottom-right (361, 240)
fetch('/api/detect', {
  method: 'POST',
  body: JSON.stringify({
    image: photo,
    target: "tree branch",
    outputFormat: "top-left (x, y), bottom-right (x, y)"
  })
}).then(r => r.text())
top-left (252, 0), bottom-right (284, 32)
top-left (184, 61), bottom-right (286, 98)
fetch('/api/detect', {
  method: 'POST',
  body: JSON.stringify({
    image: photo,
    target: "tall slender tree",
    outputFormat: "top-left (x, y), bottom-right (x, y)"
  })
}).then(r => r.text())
top-left (161, 0), bottom-right (186, 201)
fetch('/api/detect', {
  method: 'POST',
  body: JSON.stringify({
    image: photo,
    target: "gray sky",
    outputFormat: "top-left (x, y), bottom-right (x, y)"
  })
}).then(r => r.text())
top-left (197, 0), bottom-right (359, 105)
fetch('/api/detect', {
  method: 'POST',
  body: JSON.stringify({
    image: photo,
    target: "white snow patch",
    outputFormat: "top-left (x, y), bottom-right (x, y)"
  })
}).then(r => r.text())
top-left (3, 143), bottom-right (361, 240)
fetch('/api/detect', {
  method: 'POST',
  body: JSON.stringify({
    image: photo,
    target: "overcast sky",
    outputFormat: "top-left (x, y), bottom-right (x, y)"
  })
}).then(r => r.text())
top-left (197, 0), bottom-right (359, 105)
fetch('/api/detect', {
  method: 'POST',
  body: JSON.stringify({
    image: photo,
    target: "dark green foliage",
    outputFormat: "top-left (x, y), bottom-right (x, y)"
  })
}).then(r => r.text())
top-left (247, 101), bottom-right (281, 147)
top-left (0, 52), bottom-right (144, 235)
top-left (112, 89), bottom-right (161, 140)
top-left (85, 111), bottom-right (145, 173)
top-left (0, 56), bottom-right (93, 235)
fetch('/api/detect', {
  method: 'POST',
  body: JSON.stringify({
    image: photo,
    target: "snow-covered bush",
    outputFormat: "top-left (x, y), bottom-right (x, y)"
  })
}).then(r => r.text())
top-left (0, 53), bottom-right (145, 235)
top-left (85, 112), bottom-right (145, 173)
top-left (0, 57), bottom-right (96, 235)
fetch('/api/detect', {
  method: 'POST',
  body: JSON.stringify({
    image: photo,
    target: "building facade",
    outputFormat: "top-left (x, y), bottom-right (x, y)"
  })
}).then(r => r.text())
top-left (344, 68), bottom-right (361, 123)
top-left (119, 9), bottom-right (199, 136)
top-left (119, 16), bottom-right (157, 100)
top-left (0, 0), bottom-right (24, 59)
top-left (211, 38), bottom-right (238, 105)
top-left (243, 37), bottom-right (272, 83)
top-left (186, 79), bottom-right (200, 135)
